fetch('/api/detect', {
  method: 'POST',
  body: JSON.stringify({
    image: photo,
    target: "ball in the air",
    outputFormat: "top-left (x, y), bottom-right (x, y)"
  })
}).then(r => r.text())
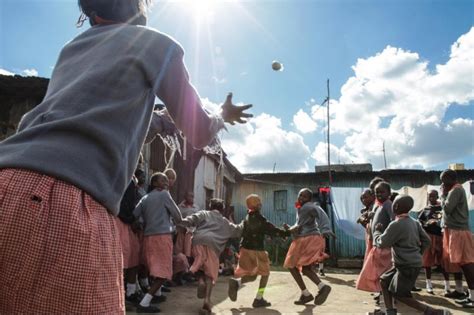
top-left (272, 60), bottom-right (283, 71)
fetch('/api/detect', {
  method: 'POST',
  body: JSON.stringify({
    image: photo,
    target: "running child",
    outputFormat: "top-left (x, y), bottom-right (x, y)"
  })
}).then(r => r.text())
top-left (181, 198), bottom-right (243, 315)
top-left (284, 188), bottom-right (332, 306)
top-left (176, 191), bottom-right (199, 258)
top-left (133, 172), bottom-right (183, 313)
top-left (228, 194), bottom-right (290, 308)
top-left (373, 194), bottom-right (451, 315)
top-left (314, 202), bottom-right (336, 277)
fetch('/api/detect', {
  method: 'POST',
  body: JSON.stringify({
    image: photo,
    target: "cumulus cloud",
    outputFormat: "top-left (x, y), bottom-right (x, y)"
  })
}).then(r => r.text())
top-left (21, 69), bottom-right (38, 77)
top-left (293, 109), bottom-right (318, 133)
top-left (304, 27), bottom-right (474, 169)
top-left (0, 68), bottom-right (14, 76)
top-left (0, 68), bottom-right (38, 77)
top-left (220, 113), bottom-right (311, 172)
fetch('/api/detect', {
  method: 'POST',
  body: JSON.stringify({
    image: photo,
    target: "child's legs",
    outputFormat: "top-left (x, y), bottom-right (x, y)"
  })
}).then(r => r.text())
top-left (204, 276), bottom-right (214, 307)
top-left (461, 263), bottom-right (474, 289)
top-left (301, 265), bottom-right (322, 285)
top-left (125, 267), bottom-right (138, 284)
top-left (424, 267), bottom-right (431, 280)
top-left (148, 277), bottom-right (166, 296)
top-left (289, 267), bottom-right (307, 290)
top-left (380, 276), bottom-right (394, 310)
top-left (242, 275), bottom-right (258, 284)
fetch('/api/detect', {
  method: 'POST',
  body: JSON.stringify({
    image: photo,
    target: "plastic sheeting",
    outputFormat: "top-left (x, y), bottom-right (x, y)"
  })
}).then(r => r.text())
top-left (330, 182), bottom-right (474, 241)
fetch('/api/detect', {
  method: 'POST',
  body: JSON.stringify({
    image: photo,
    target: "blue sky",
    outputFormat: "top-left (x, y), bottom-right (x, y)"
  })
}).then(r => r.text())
top-left (1, 0), bottom-right (473, 172)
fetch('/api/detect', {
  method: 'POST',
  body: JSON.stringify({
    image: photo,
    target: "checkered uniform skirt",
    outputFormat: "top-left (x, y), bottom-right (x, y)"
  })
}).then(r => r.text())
top-left (0, 168), bottom-right (124, 314)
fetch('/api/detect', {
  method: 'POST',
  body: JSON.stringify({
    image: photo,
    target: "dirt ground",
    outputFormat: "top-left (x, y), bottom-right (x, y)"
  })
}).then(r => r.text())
top-left (127, 268), bottom-right (470, 315)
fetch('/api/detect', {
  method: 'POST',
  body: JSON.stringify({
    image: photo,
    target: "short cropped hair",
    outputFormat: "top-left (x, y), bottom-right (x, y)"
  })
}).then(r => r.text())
top-left (209, 198), bottom-right (224, 212)
top-left (78, 0), bottom-right (151, 24)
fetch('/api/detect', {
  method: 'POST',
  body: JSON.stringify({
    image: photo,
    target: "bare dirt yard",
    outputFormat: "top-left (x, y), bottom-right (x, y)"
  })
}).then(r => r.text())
top-left (127, 268), bottom-right (469, 314)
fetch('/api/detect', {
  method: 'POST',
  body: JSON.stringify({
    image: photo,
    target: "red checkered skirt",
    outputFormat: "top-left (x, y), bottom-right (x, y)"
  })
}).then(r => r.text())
top-left (283, 234), bottom-right (329, 269)
top-left (143, 234), bottom-right (173, 280)
top-left (190, 244), bottom-right (219, 283)
top-left (0, 168), bottom-right (124, 314)
top-left (175, 227), bottom-right (193, 257)
top-left (422, 234), bottom-right (443, 268)
top-left (356, 247), bottom-right (392, 292)
top-left (364, 226), bottom-right (373, 262)
top-left (116, 218), bottom-right (140, 269)
top-left (443, 228), bottom-right (474, 271)
top-left (173, 253), bottom-right (190, 275)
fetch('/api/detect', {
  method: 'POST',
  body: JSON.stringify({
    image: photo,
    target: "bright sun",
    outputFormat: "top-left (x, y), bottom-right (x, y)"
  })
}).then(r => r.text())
top-left (177, 0), bottom-right (221, 22)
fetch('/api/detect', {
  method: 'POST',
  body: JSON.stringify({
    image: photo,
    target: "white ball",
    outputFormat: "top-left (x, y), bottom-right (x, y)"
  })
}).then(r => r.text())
top-left (272, 60), bottom-right (283, 71)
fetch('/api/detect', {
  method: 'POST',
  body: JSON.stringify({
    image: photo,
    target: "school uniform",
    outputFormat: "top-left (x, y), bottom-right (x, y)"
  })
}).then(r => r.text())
top-left (134, 189), bottom-right (183, 280)
top-left (441, 184), bottom-right (474, 270)
top-left (234, 210), bottom-right (290, 278)
top-left (0, 23), bottom-right (224, 313)
top-left (374, 214), bottom-right (431, 297)
top-left (418, 204), bottom-right (443, 268)
top-left (176, 202), bottom-right (199, 257)
top-left (356, 199), bottom-right (394, 292)
top-left (283, 202), bottom-right (329, 269)
top-left (183, 210), bottom-right (243, 283)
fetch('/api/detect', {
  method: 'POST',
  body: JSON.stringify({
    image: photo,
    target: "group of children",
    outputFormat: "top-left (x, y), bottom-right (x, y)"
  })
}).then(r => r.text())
top-left (356, 170), bottom-right (474, 315)
top-left (119, 165), bottom-right (335, 314)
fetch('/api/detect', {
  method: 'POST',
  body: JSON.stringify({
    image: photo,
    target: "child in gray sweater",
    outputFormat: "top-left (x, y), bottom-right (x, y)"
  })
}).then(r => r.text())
top-left (373, 195), bottom-right (451, 315)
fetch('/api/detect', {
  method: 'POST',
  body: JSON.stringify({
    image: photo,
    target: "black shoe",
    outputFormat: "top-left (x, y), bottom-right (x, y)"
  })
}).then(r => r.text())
top-left (319, 269), bottom-right (326, 277)
top-left (444, 290), bottom-right (467, 299)
top-left (367, 309), bottom-right (385, 315)
top-left (151, 295), bottom-right (167, 303)
top-left (461, 300), bottom-right (474, 308)
top-left (314, 285), bottom-right (332, 305)
top-left (228, 278), bottom-right (239, 302)
top-left (161, 286), bottom-right (171, 293)
top-left (252, 298), bottom-right (271, 308)
top-left (411, 286), bottom-right (422, 292)
top-left (125, 292), bottom-right (141, 305)
top-left (294, 293), bottom-right (314, 305)
top-left (136, 305), bottom-right (161, 313)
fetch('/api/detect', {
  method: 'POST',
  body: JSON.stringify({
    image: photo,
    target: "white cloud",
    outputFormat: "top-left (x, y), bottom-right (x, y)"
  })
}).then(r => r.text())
top-left (0, 68), bottom-right (38, 77)
top-left (293, 109), bottom-right (317, 133)
top-left (220, 113), bottom-right (311, 172)
top-left (304, 27), bottom-right (474, 170)
top-left (0, 68), bottom-right (14, 76)
top-left (21, 68), bottom-right (38, 77)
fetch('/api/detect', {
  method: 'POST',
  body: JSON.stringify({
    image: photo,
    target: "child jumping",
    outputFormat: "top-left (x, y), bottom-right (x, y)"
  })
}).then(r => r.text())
top-left (284, 188), bottom-right (332, 306)
top-left (440, 169), bottom-right (474, 308)
top-left (373, 194), bottom-right (451, 315)
top-left (0, 0), bottom-right (252, 313)
top-left (181, 198), bottom-right (243, 315)
top-left (228, 194), bottom-right (290, 307)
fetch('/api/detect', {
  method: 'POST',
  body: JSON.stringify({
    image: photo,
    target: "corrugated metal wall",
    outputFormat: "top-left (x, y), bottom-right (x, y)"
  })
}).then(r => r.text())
top-left (232, 171), bottom-right (474, 260)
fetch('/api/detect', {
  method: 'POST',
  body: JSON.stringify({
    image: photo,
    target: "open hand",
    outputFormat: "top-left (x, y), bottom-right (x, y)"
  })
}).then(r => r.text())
top-left (221, 93), bottom-right (253, 125)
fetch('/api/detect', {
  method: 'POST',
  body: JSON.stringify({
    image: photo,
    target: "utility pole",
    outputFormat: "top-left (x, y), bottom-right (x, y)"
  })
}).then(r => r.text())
top-left (382, 141), bottom-right (387, 169)
top-left (327, 79), bottom-right (332, 185)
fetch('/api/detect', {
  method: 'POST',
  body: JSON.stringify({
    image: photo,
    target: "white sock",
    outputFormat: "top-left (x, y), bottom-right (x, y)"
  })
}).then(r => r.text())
top-left (426, 279), bottom-right (432, 289)
top-left (455, 279), bottom-right (463, 293)
top-left (256, 291), bottom-right (264, 299)
top-left (317, 282), bottom-right (326, 290)
top-left (302, 289), bottom-right (311, 296)
top-left (139, 293), bottom-right (153, 307)
top-left (236, 279), bottom-right (242, 286)
top-left (139, 277), bottom-right (150, 288)
top-left (154, 287), bottom-right (162, 296)
top-left (126, 283), bottom-right (137, 296)
top-left (319, 263), bottom-right (324, 270)
top-left (444, 280), bottom-right (450, 292)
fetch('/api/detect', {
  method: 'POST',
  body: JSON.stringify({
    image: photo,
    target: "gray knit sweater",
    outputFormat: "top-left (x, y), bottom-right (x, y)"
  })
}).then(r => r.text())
top-left (0, 24), bottom-right (222, 214)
